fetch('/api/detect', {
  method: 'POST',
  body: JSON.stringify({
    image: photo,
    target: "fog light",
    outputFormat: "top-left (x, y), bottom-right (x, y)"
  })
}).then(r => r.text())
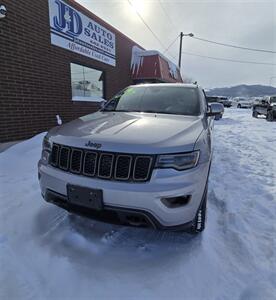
top-left (161, 195), bottom-right (191, 208)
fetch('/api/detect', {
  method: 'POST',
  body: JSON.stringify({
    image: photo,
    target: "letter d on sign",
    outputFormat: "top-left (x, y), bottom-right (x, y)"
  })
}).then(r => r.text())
top-left (53, 0), bottom-right (82, 36)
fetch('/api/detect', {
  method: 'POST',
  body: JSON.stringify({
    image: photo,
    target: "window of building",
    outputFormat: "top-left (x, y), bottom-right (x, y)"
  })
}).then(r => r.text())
top-left (70, 63), bottom-right (104, 102)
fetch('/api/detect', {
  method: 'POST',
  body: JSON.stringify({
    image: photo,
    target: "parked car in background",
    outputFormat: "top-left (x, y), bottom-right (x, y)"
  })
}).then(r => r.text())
top-left (206, 96), bottom-right (225, 119)
top-left (206, 96), bottom-right (231, 107)
top-left (251, 97), bottom-right (263, 105)
top-left (252, 95), bottom-right (276, 121)
top-left (233, 97), bottom-right (252, 108)
top-left (38, 83), bottom-right (223, 234)
top-left (217, 96), bottom-right (232, 107)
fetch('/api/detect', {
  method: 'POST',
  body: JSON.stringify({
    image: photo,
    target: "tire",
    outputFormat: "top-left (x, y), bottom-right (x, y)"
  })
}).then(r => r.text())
top-left (237, 104), bottom-right (241, 108)
top-left (252, 111), bottom-right (258, 118)
top-left (188, 184), bottom-right (208, 234)
top-left (266, 111), bottom-right (274, 122)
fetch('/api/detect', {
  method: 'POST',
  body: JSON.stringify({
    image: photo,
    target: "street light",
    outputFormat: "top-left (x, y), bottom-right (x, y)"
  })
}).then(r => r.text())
top-left (178, 32), bottom-right (194, 69)
top-left (183, 33), bottom-right (194, 37)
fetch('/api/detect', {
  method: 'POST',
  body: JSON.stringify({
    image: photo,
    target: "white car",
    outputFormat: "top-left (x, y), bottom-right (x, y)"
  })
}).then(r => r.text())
top-left (38, 84), bottom-right (223, 233)
top-left (234, 97), bottom-right (252, 108)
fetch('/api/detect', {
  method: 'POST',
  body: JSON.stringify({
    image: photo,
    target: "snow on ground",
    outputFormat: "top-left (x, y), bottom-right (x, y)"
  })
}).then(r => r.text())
top-left (0, 109), bottom-right (276, 300)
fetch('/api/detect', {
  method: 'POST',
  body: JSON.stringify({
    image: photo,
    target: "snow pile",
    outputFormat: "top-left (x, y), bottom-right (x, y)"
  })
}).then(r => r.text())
top-left (0, 109), bottom-right (276, 299)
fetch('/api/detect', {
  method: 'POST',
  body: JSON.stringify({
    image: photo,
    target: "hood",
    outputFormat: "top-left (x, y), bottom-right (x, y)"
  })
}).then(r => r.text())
top-left (49, 111), bottom-right (204, 154)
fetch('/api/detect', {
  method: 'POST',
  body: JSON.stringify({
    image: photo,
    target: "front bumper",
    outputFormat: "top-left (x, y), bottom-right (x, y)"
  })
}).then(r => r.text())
top-left (43, 189), bottom-right (194, 231)
top-left (38, 160), bottom-right (210, 228)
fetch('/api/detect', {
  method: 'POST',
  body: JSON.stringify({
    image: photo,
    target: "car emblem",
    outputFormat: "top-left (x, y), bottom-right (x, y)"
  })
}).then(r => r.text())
top-left (85, 141), bottom-right (102, 149)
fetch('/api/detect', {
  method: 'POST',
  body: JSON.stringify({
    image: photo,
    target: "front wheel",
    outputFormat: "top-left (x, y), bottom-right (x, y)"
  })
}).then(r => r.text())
top-left (252, 110), bottom-right (258, 118)
top-left (188, 185), bottom-right (208, 234)
top-left (266, 111), bottom-right (274, 122)
top-left (237, 104), bottom-right (241, 108)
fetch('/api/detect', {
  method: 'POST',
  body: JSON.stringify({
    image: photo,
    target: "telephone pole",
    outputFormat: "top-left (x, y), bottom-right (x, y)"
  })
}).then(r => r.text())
top-left (178, 32), bottom-right (194, 70)
top-left (178, 32), bottom-right (184, 69)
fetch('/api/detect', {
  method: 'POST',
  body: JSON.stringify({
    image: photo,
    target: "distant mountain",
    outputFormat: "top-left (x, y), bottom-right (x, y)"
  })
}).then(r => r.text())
top-left (207, 85), bottom-right (276, 98)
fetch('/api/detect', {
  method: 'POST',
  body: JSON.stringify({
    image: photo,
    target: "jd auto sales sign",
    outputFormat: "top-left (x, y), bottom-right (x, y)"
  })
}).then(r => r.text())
top-left (48, 0), bottom-right (116, 66)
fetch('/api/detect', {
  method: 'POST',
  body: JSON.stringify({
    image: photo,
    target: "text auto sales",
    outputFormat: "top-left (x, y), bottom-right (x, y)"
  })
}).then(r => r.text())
top-left (84, 23), bottom-right (114, 51)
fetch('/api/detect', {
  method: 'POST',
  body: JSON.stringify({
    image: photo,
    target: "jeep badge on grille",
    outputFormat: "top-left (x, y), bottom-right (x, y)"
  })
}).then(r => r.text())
top-left (85, 141), bottom-right (102, 149)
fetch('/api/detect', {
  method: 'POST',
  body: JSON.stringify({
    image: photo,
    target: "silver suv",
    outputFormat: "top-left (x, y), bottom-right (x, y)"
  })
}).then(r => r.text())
top-left (38, 84), bottom-right (222, 233)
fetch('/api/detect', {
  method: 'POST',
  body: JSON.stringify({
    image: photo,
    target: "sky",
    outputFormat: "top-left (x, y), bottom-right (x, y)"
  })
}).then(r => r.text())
top-left (76, 0), bottom-right (276, 89)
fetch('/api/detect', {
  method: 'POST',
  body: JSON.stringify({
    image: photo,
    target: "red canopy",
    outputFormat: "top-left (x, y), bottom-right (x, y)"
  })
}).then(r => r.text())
top-left (131, 46), bottom-right (183, 83)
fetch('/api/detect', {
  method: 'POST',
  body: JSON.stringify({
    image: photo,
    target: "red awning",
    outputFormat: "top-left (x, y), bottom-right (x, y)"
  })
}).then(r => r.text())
top-left (131, 46), bottom-right (183, 83)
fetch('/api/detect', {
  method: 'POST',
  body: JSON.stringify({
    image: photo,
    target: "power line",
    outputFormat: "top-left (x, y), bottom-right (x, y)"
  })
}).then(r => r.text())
top-left (181, 50), bottom-right (276, 66)
top-left (127, 0), bottom-right (179, 65)
top-left (157, 0), bottom-right (177, 31)
top-left (190, 36), bottom-right (276, 54)
top-left (127, 0), bottom-right (167, 50)
top-left (163, 34), bottom-right (180, 54)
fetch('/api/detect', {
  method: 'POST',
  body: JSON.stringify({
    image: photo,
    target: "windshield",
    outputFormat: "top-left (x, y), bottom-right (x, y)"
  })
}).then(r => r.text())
top-left (270, 96), bottom-right (276, 103)
top-left (103, 86), bottom-right (200, 116)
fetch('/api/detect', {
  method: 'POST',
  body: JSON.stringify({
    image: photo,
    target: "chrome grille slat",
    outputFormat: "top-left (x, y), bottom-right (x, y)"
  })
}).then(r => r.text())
top-left (114, 155), bottom-right (132, 180)
top-left (70, 149), bottom-right (83, 173)
top-left (50, 143), bottom-right (154, 182)
top-left (133, 156), bottom-right (153, 181)
top-left (83, 151), bottom-right (97, 176)
top-left (98, 153), bottom-right (114, 178)
top-left (51, 144), bottom-right (59, 166)
top-left (59, 146), bottom-right (70, 170)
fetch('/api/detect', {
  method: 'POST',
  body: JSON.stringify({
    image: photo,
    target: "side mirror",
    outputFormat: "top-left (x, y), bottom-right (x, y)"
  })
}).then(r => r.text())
top-left (207, 103), bottom-right (224, 117)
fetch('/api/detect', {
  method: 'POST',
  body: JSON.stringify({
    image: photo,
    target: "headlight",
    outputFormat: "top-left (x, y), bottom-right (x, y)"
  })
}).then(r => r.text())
top-left (42, 136), bottom-right (52, 151)
top-left (156, 151), bottom-right (200, 171)
top-left (41, 136), bottom-right (52, 162)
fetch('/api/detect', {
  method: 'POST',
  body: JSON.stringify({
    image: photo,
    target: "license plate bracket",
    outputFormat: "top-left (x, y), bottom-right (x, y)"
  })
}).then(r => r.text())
top-left (67, 184), bottom-right (103, 211)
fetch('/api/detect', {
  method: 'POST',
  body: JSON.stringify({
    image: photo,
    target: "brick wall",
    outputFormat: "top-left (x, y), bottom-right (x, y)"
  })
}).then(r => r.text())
top-left (0, 0), bottom-right (142, 142)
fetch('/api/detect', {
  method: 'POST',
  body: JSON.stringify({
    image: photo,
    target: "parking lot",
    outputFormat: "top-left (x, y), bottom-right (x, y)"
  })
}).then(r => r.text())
top-left (0, 108), bottom-right (276, 300)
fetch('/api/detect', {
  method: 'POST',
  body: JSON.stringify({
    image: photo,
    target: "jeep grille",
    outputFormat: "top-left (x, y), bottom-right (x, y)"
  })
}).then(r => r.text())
top-left (50, 143), bottom-right (155, 182)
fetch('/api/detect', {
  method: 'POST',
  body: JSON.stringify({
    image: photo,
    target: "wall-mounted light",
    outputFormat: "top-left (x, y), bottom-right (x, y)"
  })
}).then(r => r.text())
top-left (0, 4), bottom-right (7, 19)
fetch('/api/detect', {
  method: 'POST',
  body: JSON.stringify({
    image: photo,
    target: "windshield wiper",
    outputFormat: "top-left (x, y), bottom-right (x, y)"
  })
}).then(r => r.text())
top-left (141, 110), bottom-right (178, 115)
top-left (114, 110), bottom-right (137, 112)
top-left (101, 109), bottom-right (131, 112)
top-left (140, 110), bottom-right (159, 114)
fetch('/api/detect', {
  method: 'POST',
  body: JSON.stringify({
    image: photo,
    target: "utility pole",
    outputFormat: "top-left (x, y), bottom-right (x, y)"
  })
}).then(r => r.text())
top-left (178, 32), bottom-right (194, 70)
top-left (178, 32), bottom-right (184, 70)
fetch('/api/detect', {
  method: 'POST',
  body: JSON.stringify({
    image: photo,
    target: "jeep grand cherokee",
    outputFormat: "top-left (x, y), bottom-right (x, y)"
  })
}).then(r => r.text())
top-left (38, 83), bottom-right (222, 233)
